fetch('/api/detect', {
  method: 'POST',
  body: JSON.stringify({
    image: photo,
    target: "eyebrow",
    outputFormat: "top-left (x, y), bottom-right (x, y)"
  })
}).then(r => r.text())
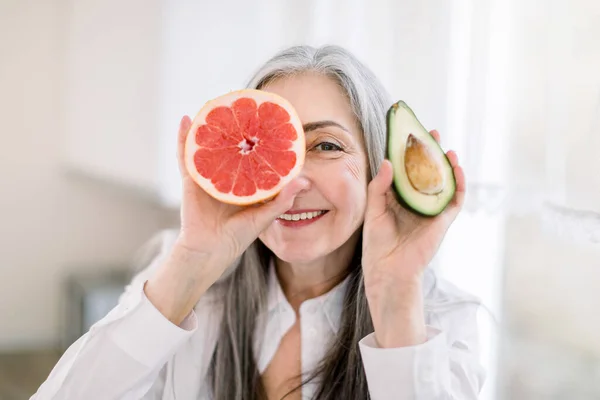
top-left (302, 120), bottom-right (350, 133)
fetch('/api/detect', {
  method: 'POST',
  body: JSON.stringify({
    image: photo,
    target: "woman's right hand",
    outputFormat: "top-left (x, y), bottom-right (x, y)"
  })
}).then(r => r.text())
top-left (175, 115), bottom-right (306, 266)
top-left (145, 116), bottom-right (307, 325)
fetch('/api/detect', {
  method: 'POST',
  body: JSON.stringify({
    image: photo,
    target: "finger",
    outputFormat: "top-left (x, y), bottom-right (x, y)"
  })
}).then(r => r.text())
top-left (454, 164), bottom-right (466, 195)
top-left (366, 160), bottom-right (394, 220)
top-left (177, 116), bottom-right (193, 177)
top-left (440, 165), bottom-right (467, 224)
top-left (447, 165), bottom-right (466, 215)
top-left (430, 130), bottom-right (441, 143)
top-left (446, 150), bottom-right (459, 169)
top-left (235, 177), bottom-right (310, 236)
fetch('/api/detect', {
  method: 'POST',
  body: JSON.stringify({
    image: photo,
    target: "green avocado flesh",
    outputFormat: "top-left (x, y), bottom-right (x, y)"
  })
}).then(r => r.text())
top-left (386, 101), bottom-right (456, 217)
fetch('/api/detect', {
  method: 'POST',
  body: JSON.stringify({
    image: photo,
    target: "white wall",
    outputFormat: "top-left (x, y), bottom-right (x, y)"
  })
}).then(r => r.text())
top-left (0, 0), bottom-right (172, 350)
top-left (63, 0), bottom-right (163, 197)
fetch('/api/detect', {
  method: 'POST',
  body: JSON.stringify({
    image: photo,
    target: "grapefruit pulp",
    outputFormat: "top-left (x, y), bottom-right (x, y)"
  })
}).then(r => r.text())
top-left (184, 89), bottom-right (305, 205)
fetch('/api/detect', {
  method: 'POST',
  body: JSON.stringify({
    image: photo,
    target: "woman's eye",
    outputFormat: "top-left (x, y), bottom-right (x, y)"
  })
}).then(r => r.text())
top-left (314, 142), bottom-right (342, 152)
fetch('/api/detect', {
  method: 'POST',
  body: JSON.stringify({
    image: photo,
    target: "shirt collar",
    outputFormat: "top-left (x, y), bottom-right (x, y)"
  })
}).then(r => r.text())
top-left (266, 259), bottom-right (350, 333)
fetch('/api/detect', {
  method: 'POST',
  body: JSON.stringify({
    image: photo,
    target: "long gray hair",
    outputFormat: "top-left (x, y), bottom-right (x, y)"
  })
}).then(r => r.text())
top-left (208, 45), bottom-right (391, 400)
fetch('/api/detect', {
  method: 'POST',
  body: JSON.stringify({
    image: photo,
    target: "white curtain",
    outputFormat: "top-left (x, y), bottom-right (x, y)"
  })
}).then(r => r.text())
top-left (456, 0), bottom-right (600, 243)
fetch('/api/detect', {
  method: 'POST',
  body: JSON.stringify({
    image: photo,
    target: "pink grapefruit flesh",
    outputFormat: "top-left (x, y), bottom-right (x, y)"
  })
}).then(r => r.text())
top-left (184, 89), bottom-right (305, 205)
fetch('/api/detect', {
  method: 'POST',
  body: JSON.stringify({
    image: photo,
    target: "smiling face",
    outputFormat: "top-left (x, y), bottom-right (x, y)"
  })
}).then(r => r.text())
top-left (258, 72), bottom-right (370, 265)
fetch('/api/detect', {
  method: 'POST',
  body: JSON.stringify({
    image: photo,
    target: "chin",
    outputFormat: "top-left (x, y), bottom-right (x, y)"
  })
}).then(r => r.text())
top-left (262, 241), bottom-right (327, 265)
top-left (272, 248), bottom-right (321, 264)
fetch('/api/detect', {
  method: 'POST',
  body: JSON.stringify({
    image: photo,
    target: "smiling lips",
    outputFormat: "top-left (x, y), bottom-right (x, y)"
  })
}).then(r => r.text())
top-left (277, 210), bottom-right (328, 227)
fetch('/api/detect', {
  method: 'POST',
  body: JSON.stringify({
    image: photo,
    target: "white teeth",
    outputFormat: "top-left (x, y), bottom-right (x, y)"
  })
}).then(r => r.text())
top-left (278, 210), bottom-right (325, 221)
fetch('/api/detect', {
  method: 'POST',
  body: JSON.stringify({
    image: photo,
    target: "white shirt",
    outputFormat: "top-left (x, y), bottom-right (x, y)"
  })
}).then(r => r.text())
top-left (32, 230), bottom-right (485, 400)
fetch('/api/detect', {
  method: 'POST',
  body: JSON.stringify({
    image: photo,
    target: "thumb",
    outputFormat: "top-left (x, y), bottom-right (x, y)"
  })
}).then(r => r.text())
top-left (366, 160), bottom-right (394, 220)
top-left (234, 177), bottom-right (310, 235)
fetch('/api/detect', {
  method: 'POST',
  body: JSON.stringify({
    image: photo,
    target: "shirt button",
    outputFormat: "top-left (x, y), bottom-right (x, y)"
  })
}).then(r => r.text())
top-left (308, 327), bottom-right (318, 338)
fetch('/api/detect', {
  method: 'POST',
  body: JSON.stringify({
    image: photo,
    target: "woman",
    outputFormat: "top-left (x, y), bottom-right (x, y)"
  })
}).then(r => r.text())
top-left (34, 45), bottom-right (485, 399)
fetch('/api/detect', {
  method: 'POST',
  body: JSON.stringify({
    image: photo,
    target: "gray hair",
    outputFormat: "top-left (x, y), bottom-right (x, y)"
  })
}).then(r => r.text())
top-left (248, 45), bottom-right (391, 177)
top-left (208, 45), bottom-right (392, 400)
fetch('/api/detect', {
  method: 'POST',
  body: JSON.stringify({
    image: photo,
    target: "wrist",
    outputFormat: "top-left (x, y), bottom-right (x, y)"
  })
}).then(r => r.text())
top-left (144, 244), bottom-right (230, 325)
top-left (365, 269), bottom-right (423, 306)
top-left (367, 278), bottom-right (427, 348)
top-left (373, 307), bottom-right (426, 348)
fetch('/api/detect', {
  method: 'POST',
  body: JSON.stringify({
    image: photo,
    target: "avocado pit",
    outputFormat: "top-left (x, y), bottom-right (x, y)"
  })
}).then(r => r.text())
top-left (404, 134), bottom-right (445, 195)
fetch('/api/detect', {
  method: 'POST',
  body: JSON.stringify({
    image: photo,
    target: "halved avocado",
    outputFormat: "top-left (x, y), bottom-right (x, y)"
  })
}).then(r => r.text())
top-left (386, 100), bottom-right (456, 217)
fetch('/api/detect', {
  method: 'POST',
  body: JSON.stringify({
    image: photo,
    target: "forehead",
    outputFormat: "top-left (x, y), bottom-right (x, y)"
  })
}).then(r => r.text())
top-left (261, 72), bottom-right (361, 135)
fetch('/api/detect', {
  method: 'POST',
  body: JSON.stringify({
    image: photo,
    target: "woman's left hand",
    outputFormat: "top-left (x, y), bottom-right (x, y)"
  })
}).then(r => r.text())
top-left (362, 130), bottom-right (466, 348)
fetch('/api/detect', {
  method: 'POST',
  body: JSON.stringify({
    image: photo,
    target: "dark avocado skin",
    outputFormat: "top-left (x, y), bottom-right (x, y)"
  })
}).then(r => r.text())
top-left (385, 101), bottom-right (456, 217)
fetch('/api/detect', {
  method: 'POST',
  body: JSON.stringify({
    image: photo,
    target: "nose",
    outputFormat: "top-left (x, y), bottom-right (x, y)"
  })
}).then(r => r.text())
top-left (288, 174), bottom-right (311, 194)
top-left (289, 164), bottom-right (313, 194)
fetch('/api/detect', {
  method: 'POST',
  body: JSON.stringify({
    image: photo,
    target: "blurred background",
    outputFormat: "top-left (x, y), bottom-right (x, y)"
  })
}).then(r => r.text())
top-left (1, 0), bottom-right (599, 399)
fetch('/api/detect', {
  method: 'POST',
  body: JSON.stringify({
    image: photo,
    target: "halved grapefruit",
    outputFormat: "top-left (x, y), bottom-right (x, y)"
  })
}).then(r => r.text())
top-left (184, 89), bottom-right (305, 205)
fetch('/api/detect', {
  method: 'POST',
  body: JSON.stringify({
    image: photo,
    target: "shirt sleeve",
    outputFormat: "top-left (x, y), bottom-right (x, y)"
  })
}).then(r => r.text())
top-left (358, 276), bottom-right (486, 400)
top-left (31, 230), bottom-right (198, 400)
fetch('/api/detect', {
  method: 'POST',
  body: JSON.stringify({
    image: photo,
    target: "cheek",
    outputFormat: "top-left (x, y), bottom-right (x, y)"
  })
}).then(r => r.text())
top-left (345, 155), bottom-right (364, 183)
top-left (325, 158), bottom-right (368, 219)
